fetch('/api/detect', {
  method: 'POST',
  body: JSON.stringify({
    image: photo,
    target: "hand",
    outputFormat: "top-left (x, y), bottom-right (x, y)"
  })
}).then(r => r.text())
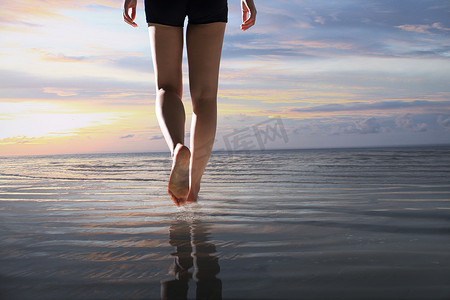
top-left (123, 0), bottom-right (138, 27)
top-left (241, 0), bottom-right (256, 31)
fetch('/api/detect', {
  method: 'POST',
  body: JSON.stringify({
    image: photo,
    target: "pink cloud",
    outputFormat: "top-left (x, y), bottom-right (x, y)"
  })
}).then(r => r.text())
top-left (396, 22), bottom-right (450, 34)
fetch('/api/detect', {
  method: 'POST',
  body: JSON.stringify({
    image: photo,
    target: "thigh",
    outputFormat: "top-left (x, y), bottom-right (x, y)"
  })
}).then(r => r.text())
top-left (186, 22), bottom-right (226, 103)
top-left (148, 24), bottom-right (184, 97)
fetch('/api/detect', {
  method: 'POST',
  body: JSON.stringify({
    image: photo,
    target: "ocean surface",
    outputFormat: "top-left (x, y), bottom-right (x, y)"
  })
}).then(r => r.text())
top-left (1, 146), bottom-right (449, 299)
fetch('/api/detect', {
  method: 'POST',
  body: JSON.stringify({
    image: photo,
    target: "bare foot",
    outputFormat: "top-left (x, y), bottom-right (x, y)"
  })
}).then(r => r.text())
top-left (168, 144), bottom-right (191, 206)
top-left (186, 184), bottom-right (200, 203)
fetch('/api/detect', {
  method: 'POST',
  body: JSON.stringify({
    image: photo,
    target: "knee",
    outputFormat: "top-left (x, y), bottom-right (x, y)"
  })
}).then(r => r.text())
top-left (192, 96), bottom-right (217, 115)
top-left (157, 86), bottom-right (182, 99)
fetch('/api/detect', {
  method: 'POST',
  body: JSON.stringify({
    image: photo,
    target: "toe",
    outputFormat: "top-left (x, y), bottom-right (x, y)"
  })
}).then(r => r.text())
top-left (169, 189), bottom-right (186, 206)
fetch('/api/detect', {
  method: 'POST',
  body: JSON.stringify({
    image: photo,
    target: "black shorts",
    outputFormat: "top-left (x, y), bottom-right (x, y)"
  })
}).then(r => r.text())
top-left (145, 0), bottom-right (228, 27)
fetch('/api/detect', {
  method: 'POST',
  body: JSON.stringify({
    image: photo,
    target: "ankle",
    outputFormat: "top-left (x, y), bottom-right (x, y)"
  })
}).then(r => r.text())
top-left (172, 143), bottom-right (184, 158)
top-left (189, 182), bottom-right (200, 194)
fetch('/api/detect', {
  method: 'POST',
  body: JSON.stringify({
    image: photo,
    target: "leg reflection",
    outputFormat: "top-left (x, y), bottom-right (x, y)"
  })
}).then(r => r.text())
top-left (192, 221), bottom-right (222, 300)
top-left (161, 220), bottom-right (222, 300)
top-left (161, 221), bottom-right (192, 300)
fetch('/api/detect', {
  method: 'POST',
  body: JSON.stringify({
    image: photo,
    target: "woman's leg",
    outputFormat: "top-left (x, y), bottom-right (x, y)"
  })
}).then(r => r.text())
top-left (149, 24), bottom-right (184, 153)
top-left (186, 22), bottom-right (226, 202)
top-left (149, 24), bottom-right (191, 205)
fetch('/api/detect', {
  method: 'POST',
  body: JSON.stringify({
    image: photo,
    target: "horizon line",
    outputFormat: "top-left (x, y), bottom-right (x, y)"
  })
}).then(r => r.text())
top-left (2, 143), bottom-right (450, 158)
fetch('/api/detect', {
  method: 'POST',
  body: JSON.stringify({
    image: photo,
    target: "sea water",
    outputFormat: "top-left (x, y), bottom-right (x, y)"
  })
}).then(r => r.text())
top-left (0, 146), bottom-right (449, 299)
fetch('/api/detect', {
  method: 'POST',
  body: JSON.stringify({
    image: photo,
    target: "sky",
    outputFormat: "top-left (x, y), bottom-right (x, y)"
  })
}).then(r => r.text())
top-left (1, 0), bottom-right (449, 156)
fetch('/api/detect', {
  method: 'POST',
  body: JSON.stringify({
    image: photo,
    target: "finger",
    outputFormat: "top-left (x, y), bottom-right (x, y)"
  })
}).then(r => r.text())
top-left (242, 6), bottom-right (249, 24)
top-left (123, 8), bottom-right (137, 27)
top-left (241, 1), bottom-right (249, 23)
top-left (241, 15), bottom-right (255, 31)
top-left (241, 21), bottom-right (255, 30)
top-left (123, 11), bottom-right (132, 25)
top-left (123, 11), bottom-right (130, 24)
top-left (242, 13), bottom-right (255, 24)
top-left (240, 23), bottom-right (253, 31)
top-left (242, 10), bottom-right (247, 24)
top-left (123, 15), bottom-right (137, 27)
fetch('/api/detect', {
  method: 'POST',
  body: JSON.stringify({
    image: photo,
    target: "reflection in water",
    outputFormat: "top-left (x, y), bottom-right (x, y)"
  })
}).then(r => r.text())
top-left (161, 220), bottom-right (222, 300)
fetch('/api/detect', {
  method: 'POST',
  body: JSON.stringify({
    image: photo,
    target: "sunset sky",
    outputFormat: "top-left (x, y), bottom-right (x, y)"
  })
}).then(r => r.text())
top-left (1, 0), bottom-right (449, 156)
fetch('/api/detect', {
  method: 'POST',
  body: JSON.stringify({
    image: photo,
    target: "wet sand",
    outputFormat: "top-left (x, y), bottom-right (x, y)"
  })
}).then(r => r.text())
top-left (1, 148), bottom-right (449, 299)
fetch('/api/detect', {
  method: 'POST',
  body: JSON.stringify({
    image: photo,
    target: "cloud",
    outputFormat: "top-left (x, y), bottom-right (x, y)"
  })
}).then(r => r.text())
top-left (0, 0), bottom-right (120, 25)
top-left (395, 114), bottom-right (428, 132)
top-left (437, 115), bottom-right (450, 131)
top-left (223, 113), bottom-right (254, 123)
top-left (112, 56), bottom-right (153, 73)
top-left (0, 68), bottom-right (153, 102)
top-left (43, 87), bottom-right (79, 97)
top-left (396, 22), bottom-right (450, 34)
top-left (150, 135), bottom-right (163, 140)
top-left (0, 136), bottom-right (34, 145)
top-left (224, 0), bottom-right (450, 59)
top-left (343, 117), bottom-right (381, 134)
top-left (397, 24), bottom-right (433, 34)
top-left (120, 134), bottom-right (134, 139)
top-left (29, 48), bottom-right (91, 63)
top-left (279, 40), bottom-right (353, 50)
top-left (289, 112), bottom-right (450, 138)
top-left (290, 100), bottom-right (450, 114)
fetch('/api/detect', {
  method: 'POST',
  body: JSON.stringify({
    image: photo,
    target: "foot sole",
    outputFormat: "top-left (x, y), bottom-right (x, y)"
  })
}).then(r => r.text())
top-left (168, 145), bottom-right (191, 206)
